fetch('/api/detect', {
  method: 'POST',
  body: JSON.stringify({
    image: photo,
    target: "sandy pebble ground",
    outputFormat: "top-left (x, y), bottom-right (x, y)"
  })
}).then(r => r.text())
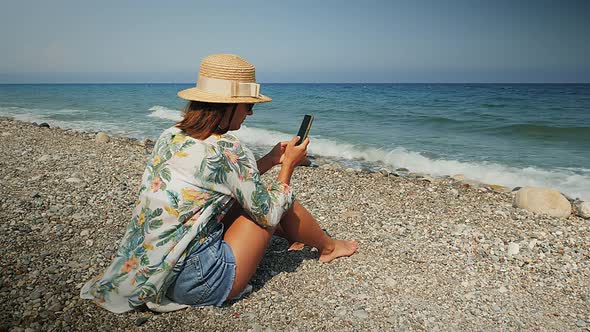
top-left (0, 117), bottom-right (588, 331)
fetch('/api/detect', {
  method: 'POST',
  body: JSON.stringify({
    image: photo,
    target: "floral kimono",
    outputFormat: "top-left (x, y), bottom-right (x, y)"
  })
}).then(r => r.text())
top-left (80, 126), bottom-right (294, 313)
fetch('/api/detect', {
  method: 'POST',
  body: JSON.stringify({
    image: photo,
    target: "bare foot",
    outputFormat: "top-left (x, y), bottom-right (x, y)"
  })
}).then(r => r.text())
top-left (319, 239), bottom-right (359, 263)
top-left (287, 241), bottom-right (305, 251)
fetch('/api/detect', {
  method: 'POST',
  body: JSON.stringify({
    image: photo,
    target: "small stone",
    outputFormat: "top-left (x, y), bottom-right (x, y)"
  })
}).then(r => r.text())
top-left (142, 138), bottom-right (155, 147)
top-left (498, 286), bottom-right (508, 293)
top-left (385, 277), bottom-right (396, 289)
top-left (249, 324), bottom-right (263, 332)
top-left (65, 177), bottom-right (82, 183)
top-left (574, 201), bottom-right (590, 219)
top-left (464, 291), bottom-right (475, 300)
top-left (489, 184), bottom-right (511, 193)
top-left (452, 174), bottom-right (465, 181)
top-left (528, 239), bottom-right (537, 250)
top-left (38, 154), bottom-right (51, 162)
top-left (341, 210), bottom-right (362, 219)
top-left (31, 192), bottom-right (41, 199)
top-left (507, 242), bottom-right (520, 256)
top-left (80, 229), bottom-right (90, 237)
top-left (48, 303), bottom-right (63, 312)
top-left (39, 122), bottom-right (50, 128)
top-left (134, 316), bottom-right (150, 326)
top-left (352, 309), bottom-right (368, 319)
top-left (86, 239), bottom-right (94, 246)
top-left (30, 291), bottom-right (42, 299)
top-left (241, 313), bottom-right (256, 321)
top-left (334, 307), bottom-right (347, 317)
top-left (95, 132), bottom-right (110, 143)
top-left (420, 175), bottom-right (434, 183)
top-left (462, 179), bottom-right (483, 188)
top-left (494, 210), bottom-right (508, 219)
top-left (450, 189), bottom-right (459, 196)
top-left (576, 320), bottom-right (587, 328)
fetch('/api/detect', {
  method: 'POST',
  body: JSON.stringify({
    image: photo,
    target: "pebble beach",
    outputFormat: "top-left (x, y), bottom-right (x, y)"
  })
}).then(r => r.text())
top-left (1, 117), bottom-right (589, 331)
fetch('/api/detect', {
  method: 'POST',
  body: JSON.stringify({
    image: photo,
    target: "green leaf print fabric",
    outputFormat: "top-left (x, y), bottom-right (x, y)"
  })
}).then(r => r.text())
top-left (80, 126), bottom-right (293, 313)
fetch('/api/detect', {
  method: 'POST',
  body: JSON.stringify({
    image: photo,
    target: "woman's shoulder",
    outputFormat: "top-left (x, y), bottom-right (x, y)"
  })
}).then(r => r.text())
top-left (155, 128), bottom-right (249, 155)
top-left (154, 126), bottom-right (183, 142)
top-left (207, 133), bottom-right (255, 161)
top-left (206, 133), bottom-right (245, 149)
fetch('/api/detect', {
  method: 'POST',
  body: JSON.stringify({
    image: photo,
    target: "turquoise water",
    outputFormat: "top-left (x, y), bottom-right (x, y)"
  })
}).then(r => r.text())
top-left (1, 83), bottom-right (589, 200)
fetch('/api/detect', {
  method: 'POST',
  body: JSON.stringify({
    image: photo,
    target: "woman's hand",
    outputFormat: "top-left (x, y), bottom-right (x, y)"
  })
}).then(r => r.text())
top-left (268, 141), bottom-right (288, 166)
top-left (276, 136), bottom-right (310, 185)
top-left (258, 138), bottom-right (310, 175)
top-left (282, 136), bottom-right (310, 168)
top-left (257, 142), bottom-right (287, 175)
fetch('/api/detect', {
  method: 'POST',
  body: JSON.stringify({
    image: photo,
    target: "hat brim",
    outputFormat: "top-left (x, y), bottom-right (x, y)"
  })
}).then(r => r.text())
top-left (177, 87), bottom-right (272, 104)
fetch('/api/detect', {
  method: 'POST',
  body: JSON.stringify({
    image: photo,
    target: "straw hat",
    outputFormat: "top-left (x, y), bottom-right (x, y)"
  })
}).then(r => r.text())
top-left (177, 54), bottom-right (272, 104)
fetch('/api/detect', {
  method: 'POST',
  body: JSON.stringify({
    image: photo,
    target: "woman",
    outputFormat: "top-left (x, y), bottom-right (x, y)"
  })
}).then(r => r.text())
top-left (80, 54), bottom-right (358, 313)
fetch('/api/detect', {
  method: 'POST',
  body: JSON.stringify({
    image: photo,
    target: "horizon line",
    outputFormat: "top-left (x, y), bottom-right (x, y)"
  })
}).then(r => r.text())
top-left (1, 82), bottom-right (589, 85)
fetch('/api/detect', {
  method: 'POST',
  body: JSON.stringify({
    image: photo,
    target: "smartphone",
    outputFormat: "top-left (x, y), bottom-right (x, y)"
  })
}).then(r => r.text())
top-left (296, 114), bottom-right (314, 145)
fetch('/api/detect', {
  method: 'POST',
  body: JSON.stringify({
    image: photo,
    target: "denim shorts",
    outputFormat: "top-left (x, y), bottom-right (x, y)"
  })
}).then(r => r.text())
top-left (166, 222), bottom-right (236, 307)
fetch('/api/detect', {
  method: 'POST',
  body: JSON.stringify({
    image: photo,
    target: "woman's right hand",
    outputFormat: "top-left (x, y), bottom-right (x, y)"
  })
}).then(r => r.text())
top-left (282, 136), bottom-right (309, 168)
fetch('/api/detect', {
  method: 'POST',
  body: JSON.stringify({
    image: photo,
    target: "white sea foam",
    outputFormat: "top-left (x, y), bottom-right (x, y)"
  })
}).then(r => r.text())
top-left (234, 126), bottom-right (590, 201)
top-left (2, 103), bottom-right (588, 201)
top-left (147, 106), bottom-right (182, 122)
top-left (0, 106), bottom-right (144, 138)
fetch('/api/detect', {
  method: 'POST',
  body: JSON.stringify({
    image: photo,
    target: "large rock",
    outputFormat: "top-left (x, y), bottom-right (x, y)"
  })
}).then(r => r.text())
top-left (95, 132), bottom-right (110, 143)
top-left (574, 201), bottom-right (590, 219)
top-left (513, 187), bottom-right (571, 218)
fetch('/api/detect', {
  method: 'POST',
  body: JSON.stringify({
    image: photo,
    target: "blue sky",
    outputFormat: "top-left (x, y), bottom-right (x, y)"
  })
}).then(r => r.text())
top-left (1, 0), bottom-right (589, 83)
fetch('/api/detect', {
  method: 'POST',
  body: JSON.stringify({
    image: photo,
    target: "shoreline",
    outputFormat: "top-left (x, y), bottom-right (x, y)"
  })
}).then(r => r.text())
top-left (0, 117), bottom-right (588, 330)
top-left (3, 115), bottom-right (584, 201)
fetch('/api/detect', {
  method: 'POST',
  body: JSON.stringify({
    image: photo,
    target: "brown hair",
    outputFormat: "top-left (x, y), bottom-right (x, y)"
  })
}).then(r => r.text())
top-left (176, 101), bottom-right (232, 140)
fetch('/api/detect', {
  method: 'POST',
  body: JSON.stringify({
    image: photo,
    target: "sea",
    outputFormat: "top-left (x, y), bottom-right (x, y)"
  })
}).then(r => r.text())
top-left (1, 83), bottom-right (589, 200)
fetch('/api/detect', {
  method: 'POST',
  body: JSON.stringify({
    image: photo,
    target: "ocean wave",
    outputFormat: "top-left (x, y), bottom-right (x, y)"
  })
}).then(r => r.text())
top-left (415, 116), bottom-right (466, 125)
top-left (481, 103), bottom-right (508, 108)
top-left (486, 124), bottom-right (590, 140)
top-left (147, 106), bottom-right (182, 122)
top-left (0, 106), bottom-right (143, 138)
top-left (0, 106), bottom-right (87, 115)
top-left (235, 125), bottom-right (590, 200)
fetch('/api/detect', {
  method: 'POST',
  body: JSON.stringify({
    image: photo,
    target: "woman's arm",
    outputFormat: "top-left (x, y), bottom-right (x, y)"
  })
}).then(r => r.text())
top-left (256, 154), bottom-right (276, 175)
top-left (201, 136), bottom-right (308, 229)
top-left (256, 141), bottom-right (286, 175)
top-left (257, 141), bottom-right (311, 175)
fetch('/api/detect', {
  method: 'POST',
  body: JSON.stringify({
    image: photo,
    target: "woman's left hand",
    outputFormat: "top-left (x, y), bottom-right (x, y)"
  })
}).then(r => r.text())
top-left (268, 141), bottom-right (288, 165)
top-left (258, 141), bottom-right (310, 174)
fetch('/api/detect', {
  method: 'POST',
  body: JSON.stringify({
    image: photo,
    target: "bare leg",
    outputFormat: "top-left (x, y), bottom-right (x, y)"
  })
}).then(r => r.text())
top-left (223, 212), bottom-right (275, 300)
top-left (222, 200), bottom-right (358, 299)
top-left (274, 224), bottom-right (305, 251)
top-left (279, 200), bottom-right (358, 263)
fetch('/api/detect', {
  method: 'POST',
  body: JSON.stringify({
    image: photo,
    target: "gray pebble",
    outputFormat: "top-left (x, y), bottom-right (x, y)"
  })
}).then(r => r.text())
top-left (134, 316), bottom-right (150, 326)
top-left (241, 313), bottom-right (256, 321)
top-left (352, 309), bottom-right (369, 319)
